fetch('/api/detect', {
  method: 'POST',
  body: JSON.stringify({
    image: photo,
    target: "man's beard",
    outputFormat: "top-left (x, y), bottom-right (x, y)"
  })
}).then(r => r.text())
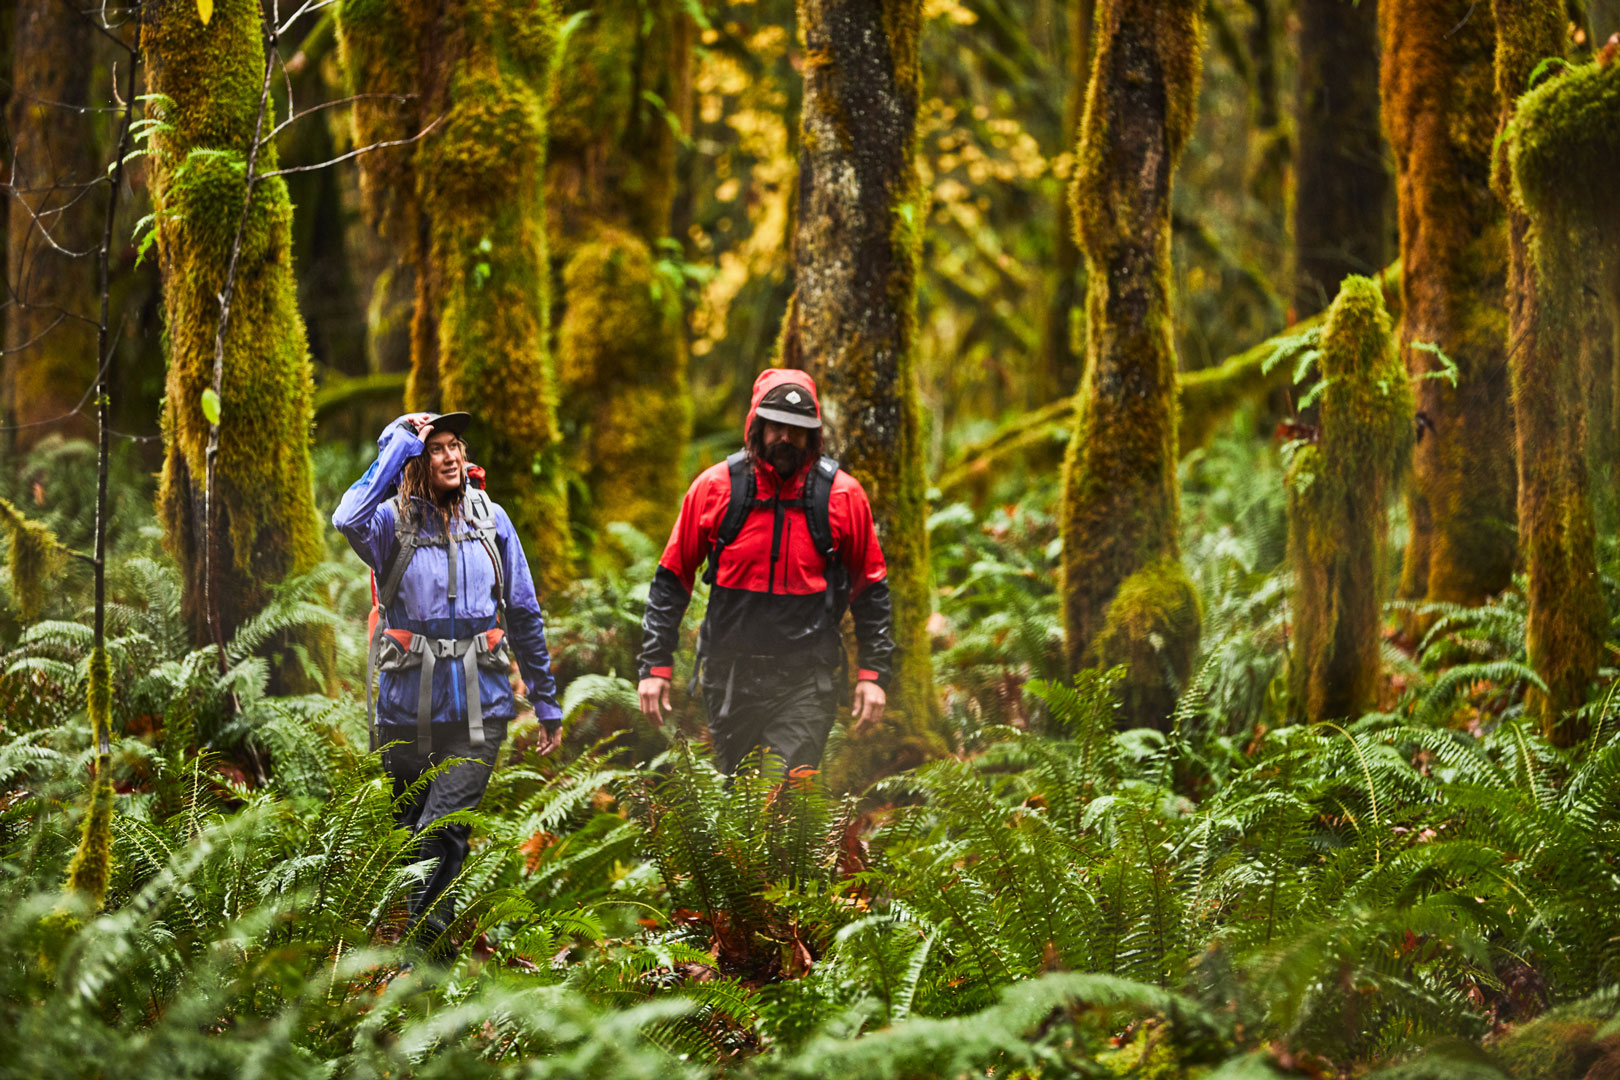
top-left (764, 440), bottom-right (806, 477)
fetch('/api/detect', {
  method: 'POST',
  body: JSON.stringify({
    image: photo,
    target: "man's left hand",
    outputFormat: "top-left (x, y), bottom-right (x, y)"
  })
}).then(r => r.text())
top-left (852, 680), bottom-right (885, 733)
top-left (535, 722), bottom-right (564, 756)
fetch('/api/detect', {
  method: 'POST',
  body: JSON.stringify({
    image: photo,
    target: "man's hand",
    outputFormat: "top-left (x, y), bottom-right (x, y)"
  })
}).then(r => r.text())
top-left (852, 680), bottom-right (885, 733)
top-left (535, 722), bottom-right (564, 756)
top-left (639, 676), bottom-right (672, 721)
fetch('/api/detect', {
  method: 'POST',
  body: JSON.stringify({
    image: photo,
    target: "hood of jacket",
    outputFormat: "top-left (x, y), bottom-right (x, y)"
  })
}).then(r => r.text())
top-left (745, 368), bottom-right (822, 492)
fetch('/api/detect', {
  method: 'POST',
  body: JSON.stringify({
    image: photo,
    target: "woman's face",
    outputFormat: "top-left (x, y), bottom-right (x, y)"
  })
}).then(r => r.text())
top-left (423, 430), bottom-right (466, 495)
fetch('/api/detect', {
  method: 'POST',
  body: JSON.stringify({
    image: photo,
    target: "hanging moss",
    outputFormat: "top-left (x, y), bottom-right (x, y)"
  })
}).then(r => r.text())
top-left (1286, 277), bottom-right (1414, 722)
top-left (1380, 0), bottom-right (1516, 617)
top-left (549, 0), bottom-right (694, 557)
top-left (2, 0), bottom-right (97, 451)
top-left (338, 0), bottom-right (572, 592)
top-left (779, 0), bottom-right (942, 786)
top-left (0, 496), bottom-right (65, 623)
top-left (1061, 0), bottom-right (1203, 728)
top-left (143, 0), bottom-right (322, 651)
top-left (1500, 45), bottom-right (1619, 742)
top-left (63, 646), bottom-right (113, 910)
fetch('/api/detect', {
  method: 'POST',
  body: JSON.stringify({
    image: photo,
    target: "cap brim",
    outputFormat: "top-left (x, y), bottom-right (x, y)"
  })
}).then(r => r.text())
top-left (754, 406), bottom-right (821, 429)
top-left (431, 412), bottom-right (473, 436)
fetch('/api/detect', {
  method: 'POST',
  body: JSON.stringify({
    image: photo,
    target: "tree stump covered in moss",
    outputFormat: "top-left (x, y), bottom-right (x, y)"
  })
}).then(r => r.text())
top-left (2, 0), bottom-right (98, 452)
top-left (145, 0), bottom-right (322, 649)
top-left (1382, 0), bottom-right (1516, 617)
top-left (1503, 36), bottom-right (1620, 743)
top-left (337, 0), bottom-right (572, 594)
top-left (549, 0), bottom-right (694, 555)
top-left (781, 0), bottom-right (944, 779)
top-left (1286, 276), bottom-right (1414, 722)
top-left (1061, 0), bottom-right (1204, 729)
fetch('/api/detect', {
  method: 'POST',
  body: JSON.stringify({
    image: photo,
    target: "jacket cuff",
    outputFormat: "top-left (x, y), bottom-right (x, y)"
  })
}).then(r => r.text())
top-left (649, 666), bottom-right (673, 679)
top-left (857, 669), bottom-right (881, 683)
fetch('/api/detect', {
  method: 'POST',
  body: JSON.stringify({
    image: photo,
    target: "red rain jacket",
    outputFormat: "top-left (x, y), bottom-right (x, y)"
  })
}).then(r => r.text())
top-left (638, 369), bottom-right (894, 687)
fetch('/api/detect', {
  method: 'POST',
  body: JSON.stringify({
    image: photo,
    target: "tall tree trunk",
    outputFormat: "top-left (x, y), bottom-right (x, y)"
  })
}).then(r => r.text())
top-left (780, 0), bottom-right (942, 776)
top-left (145, 0), bottom-right (322, 648)
top-left (338, 0), bottom-right (571, 594)
top-left (1288, 277), bottom-right (1414, 721)
top-left (1039, 0), bottom-right (1094, 403)
top-left (1061, 0), bottom-right (1203, 728)
top-left (1383, 0), bottom-right (1516, 613)
top-left (3, 0), bottom-right (98, 451)
top-left (1502, 32), bottom-right (1619, 744)
top-left (1294, 0), bottom-right (1390, 318)
top-left (550, 0), bottom-right (694, 552)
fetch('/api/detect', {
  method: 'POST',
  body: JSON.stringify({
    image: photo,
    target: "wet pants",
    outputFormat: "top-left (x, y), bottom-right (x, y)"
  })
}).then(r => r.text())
top-left (701, 659), bottom-right (838, 775)
top-left (380, 716), bottom-right (507, 937)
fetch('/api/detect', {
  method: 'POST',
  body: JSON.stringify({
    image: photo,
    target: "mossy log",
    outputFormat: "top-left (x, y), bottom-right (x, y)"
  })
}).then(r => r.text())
top-left (1294, 0), bottom-right (1389, 319)
top-left (1503, 41), bottom-right (1620, 743)
top-left (145, 0), bottom-right (323, 649)
top-left (937, 265), bottom-right (1406, 505)
top-left (1287, 277), bottom-right (1414, 722)
top-left (780, 0), bottom-right (944, 779)
top-left (1383, 0), bottom-right (1517, 616)
top-left (337, 0), bottom-right (572, 594)
top-left (550, 0), bottom-right (694, 553)
top-left (1061, 0), bottom-right (1204, 729)
top-left (2, 0), bottom-right (97, 451)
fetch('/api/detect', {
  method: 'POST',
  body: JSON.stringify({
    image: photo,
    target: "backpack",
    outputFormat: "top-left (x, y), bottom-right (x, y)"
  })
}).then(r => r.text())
top-left (364, 477), bottom-right (512, 754)
top-left (700, 450), bottom-right (848, 615)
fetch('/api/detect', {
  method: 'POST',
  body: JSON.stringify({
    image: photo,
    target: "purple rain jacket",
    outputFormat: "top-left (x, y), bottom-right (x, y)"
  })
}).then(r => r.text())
top-left (333, 417), bottom-right (564, 733)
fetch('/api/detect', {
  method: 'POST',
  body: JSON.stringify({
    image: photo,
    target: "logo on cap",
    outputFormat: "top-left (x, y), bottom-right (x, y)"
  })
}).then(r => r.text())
top-left (786, 391), bottom-right (801, 404)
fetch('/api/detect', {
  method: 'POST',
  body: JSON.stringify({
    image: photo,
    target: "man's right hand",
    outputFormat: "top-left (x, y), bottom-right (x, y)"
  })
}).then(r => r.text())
top-left (638, 676), bottom-right (672, 721)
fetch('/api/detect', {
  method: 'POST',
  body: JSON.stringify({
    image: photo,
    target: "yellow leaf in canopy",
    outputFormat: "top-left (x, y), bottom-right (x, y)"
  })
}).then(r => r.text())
top-left (197, 0), bottom-right (212, 25)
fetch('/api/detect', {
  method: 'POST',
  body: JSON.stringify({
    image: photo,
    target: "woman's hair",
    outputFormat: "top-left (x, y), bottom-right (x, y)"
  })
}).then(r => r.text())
top-left (397, 445), bottom-right (465, 534)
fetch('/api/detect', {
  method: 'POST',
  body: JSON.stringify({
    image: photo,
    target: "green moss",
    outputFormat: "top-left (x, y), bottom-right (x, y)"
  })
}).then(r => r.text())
top-left (64, 647), bottom-right (113, 910)
top-left (1062, 0), bottom-right (1204, 728)
top-left (1489, 998), bottom-right (1617, 1079)
top-left (0, 497), bottom-right (65, 623)
top-left (1287, 276), bottom-right (1414, 721)
top-left (1092, 558), bottom-right (1202, 725)
top-left (1494, 34), bottom-right (1612, 742)
top-left (146, 0), bottom-right (322, 647)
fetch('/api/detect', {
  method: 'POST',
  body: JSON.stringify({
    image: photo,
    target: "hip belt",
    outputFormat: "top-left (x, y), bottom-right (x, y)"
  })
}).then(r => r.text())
top-left (366, 625), bottom-right (512, 754)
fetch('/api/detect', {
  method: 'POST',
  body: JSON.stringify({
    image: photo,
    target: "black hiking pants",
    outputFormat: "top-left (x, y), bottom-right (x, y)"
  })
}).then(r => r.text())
top-left (701, 658), bottom-right (838, 775)
top-left (380, 716), bottom-right (507, 940)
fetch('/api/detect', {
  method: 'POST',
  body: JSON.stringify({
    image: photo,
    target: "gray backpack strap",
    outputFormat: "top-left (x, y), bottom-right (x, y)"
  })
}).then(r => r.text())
top-left (378, 496), bottom-right (423, 610)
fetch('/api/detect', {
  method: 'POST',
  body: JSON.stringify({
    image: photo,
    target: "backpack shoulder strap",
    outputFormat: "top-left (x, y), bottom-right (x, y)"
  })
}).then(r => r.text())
top-left (804, 456), bottom-right (847, 612)
top-left (703, 450), bottom-right (757, 586)
top-left (376, 495), bottom-right (422, 609)
top-left (463, 487), bottom-right (498, 541)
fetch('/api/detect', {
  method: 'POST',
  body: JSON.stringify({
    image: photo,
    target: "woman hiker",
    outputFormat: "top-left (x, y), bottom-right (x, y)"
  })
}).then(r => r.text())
top-left (333, 411), bottom-right (564, 955)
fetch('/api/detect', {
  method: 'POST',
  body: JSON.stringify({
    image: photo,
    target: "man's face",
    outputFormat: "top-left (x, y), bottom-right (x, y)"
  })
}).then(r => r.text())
top-left (761, 419), bottom-right (810, 477)
top-left (424, 430), bottom-right (466, 495)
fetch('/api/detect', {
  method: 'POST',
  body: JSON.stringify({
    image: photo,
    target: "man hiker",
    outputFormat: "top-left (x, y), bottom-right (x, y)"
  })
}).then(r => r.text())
top-left (637, 369), bottom-right (894, 775)
top-left (333, 412), bottom-right (563, 953)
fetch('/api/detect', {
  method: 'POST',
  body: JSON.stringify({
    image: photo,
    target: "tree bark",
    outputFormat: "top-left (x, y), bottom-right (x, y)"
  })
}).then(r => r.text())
top-left (550, 0), bottom-right (695, 551)
top-left (1039, 0), bottom-right (1093, 403)
top-left (337, 0), bottom-right (571, 594)
top-left (781, 0), bottom-right (942, 775)
top-left (145, 0), bottom-right (322, 648)
top-left (1061, 0), bottom-right (1203, 728)
top-left (1295, 0), bottom-right (1390, 318)
top-left (3, 0), bottom-right (98, 451)
top-left (1383, 0), bottom-right (1517, 613)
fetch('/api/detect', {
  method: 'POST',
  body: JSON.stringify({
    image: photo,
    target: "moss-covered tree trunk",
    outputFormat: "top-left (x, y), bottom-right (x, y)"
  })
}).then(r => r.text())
top-left (1294, 0), bottom-right (1389, 319)
top-left (1383, 0), bottom-right (1517, 614)
top-left (550, 0), bottom-right (693, 552)
top-left (1503, 34), bottom-right (1619, 744)
top-left (1039, 0), bottom-right (1094, 403)
top-left (145, 0), bottom-right (322, 648)
top-left (1287, 277), bottom-right (1414, 721)
top-left (2, 0), bottom-right (97, 451)
top-left (337, 0), bottom-right (570, 594)
top-left (1061, 0), bottom-right (1203, 728)
top-left (779, 0), bottom-right (942, 773)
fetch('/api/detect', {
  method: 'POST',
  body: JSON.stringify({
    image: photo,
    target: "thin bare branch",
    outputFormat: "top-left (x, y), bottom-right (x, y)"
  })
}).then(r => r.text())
top-left (259, 113), bottom-right (445, 178)
top-left (265, 92), bottom-right (414, 144)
